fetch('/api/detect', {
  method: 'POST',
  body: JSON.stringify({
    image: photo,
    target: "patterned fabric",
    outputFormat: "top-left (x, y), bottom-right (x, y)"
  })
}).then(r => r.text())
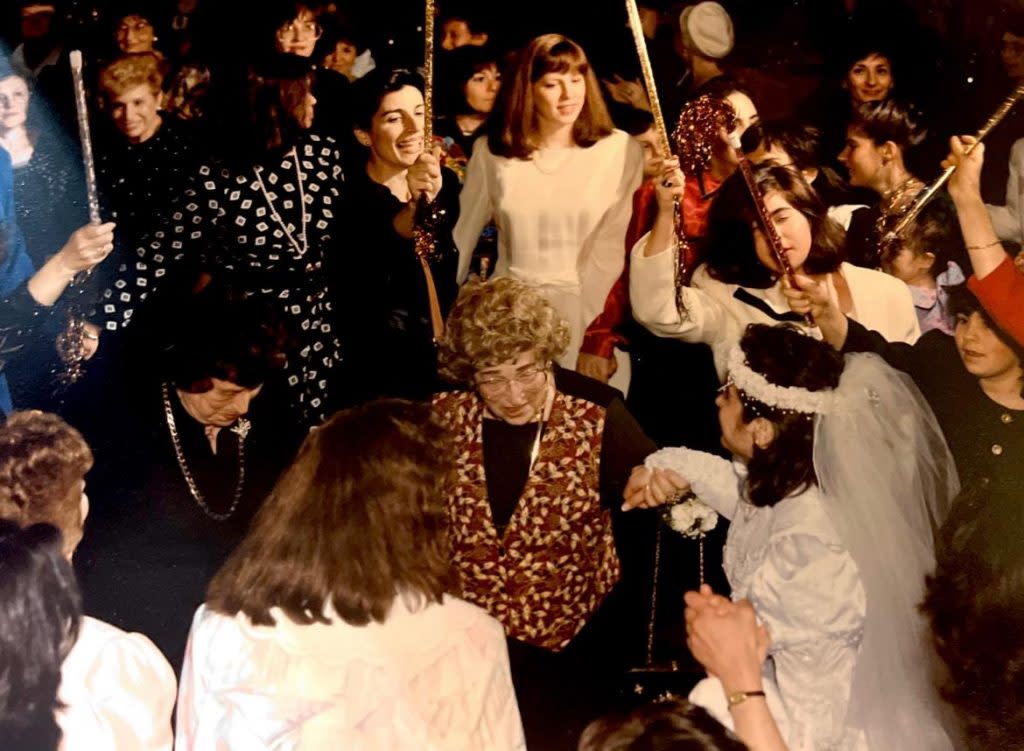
top-left (433, 389), bottom-right (620, 651)
top-left (97, 131), bottom-right (344, 426)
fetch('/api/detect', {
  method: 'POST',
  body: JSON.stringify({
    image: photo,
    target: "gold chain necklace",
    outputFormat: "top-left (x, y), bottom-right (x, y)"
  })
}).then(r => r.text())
top-left (162, 384), bottom-right (250, 522)
top-left (253, 146), bottom-right (309, 257)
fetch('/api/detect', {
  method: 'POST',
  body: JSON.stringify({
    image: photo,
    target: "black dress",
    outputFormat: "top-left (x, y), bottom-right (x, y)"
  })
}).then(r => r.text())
top-left (96, 131), bottom-right (346, 426)
top-left (333, 165), bottom-right (460, 402)
top-left (74, 375), bottom-right (302, 672)
top-left (842, 320), bottom-right (1024, 495)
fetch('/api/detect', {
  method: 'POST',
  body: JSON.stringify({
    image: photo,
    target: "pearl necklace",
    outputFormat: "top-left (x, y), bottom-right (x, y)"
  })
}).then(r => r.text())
top-left (162, 384), bottom-right (250, 522)
top-left (253, 146), bottom-right (309, 257)
top-left (530, 146), bottom-right (576, 175)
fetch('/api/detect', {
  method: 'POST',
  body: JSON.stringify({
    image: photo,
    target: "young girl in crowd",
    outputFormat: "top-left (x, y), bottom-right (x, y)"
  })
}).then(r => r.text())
top-left (880, 215), bottom-right (964, 335)
top-left (454, 33), bottom-right (644, 390)
top-left (625, 323), bottom-right (957, 751)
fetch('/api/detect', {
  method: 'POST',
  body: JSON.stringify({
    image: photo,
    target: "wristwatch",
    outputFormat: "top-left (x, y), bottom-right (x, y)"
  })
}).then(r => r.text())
top-left (727, 690), bottom-right (767, 708)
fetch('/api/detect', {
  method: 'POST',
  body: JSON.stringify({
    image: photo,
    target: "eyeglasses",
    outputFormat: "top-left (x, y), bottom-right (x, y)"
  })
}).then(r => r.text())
top-left (476, 363), bottom-right (548, 395)
top-left (277, 19), bottom-right (322, 39)
top-left (118, 19), bottom-right (153, 33)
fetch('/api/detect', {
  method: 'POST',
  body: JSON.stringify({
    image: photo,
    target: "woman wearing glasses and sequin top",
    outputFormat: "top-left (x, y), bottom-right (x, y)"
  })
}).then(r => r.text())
top-left (432, 278), bottom-right (657, 751)
top-left (453, 34), bottom-right (643, 392)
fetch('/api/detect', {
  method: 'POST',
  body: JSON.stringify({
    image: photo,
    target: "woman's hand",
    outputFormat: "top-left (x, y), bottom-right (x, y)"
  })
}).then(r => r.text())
top-left (653, 157), bottom-right (685, 215)
top-left (55, 222), bottom-right (116, 276)
top-left (685, 588), bottom-right (769, 690)
top-left (602, 74), bottom-right (650, 111)
top-left (943, 135), bottom-right (984, 206)
top-left (407, 145), bottom-right (443, 204)
top-left (81, 322), bottom-right (100, 360)
top-left (781, 273), bottom-right (848, 349)
top-left (576, 352), bottom-right (617, 383)
top-left (622, 464), bottom-right (690, 511)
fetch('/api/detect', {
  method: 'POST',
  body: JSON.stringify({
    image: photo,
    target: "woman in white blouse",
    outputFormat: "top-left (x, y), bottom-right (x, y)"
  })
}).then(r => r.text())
top-left (176, 399), bottom-right (525, 751)
top-left (0, 411), bottom-right (175, 751)
top-left (631, 162), bottom-right (919, 379)
top-left (625, 324), bottom-right (957, 751)
top-left (454, 33), bottom-right (643, 390)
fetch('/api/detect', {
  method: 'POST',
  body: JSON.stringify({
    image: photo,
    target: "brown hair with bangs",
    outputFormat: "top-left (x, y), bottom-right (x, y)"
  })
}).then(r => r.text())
top-left (206, 399), bottom-right (455, 627)
top-left (488, 33), bottom-right (614, 159)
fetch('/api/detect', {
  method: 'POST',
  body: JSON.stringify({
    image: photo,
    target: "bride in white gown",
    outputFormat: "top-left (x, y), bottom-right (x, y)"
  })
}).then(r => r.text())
top-left (626, 323), bottom-right (958, 751)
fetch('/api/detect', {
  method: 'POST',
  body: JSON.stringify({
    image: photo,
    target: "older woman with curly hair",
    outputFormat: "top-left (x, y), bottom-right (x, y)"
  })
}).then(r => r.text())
top-left (433, 278), bottom-right (659, 751)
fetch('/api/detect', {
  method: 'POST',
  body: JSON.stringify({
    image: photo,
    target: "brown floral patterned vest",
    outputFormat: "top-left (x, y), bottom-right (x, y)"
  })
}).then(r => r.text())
top-left (433, 389), bottom-right (621, 651)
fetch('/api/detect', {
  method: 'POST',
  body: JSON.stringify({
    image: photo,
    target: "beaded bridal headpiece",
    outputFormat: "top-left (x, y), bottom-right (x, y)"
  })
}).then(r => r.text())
top-left (726, 346), bottom-right (836, 415)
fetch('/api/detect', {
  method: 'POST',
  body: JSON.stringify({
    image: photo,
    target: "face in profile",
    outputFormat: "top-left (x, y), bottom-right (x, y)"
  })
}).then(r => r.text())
top-left (752, 190), bottom-right (813, 275)
top-left (359, 85), bottom-right (425, 168)
top-left (107, 83), bottom-right (163, 143)
top-left (954, 311), bottom-right (1022, 383)
top-left (846, 53), bottom-right (893, 105)
top-left (441, 19), bottom-right (487, 51)
top-left (0, 75), bottom-right (30, 133)
top-left (532, 69), bottom-right (586, 131)
top-left (1002, 32), bottom-right (1024, 81)
top-left (715, 382), bottom-right (757, 460)
top-left (464, 64), bottom-right (501, 115)
top-left (838, 128), bottom-right (883, 189)
top-left (633, 126), bottom-right (662, 179)
top-left (179, 378), bottom-right (263, 427)
top-left (714, 91), bottom-right (759, 169)
top-left (116, 14), bottom-right (157, 54)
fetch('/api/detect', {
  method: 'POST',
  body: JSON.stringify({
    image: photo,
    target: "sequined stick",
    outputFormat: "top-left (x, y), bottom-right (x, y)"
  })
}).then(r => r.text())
top-left (625, 0), bottom-right (693, 300)
top-left (728, 132), bottom-right (814, 324)
top-left (886, 83), bottom-right (1024, 244)
top-left (414, 0), bottom-right (444, 341)
top-left (56, 51), bottom-right (101, 384)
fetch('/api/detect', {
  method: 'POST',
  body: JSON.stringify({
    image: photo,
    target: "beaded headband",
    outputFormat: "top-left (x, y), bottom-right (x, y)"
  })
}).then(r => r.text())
top-left (726, 346), bottom-right (834, 415)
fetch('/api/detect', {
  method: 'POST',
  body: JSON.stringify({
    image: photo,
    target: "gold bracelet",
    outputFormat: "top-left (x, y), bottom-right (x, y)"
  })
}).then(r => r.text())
top-left (727, 690), bottom-right (767, 708)
top-left (966, 239), bottom-right (1002, 250)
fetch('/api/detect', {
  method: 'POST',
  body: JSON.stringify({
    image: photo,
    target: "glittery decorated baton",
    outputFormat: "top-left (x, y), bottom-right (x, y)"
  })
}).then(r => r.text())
top-left (885, 83), bottom-right (1024, 245)
top-left (624, 0), bottom-right (694, 295)
top-left (414, 0), bottom-right (444, 341)
top-left (728, 132), bottom-right (814, 325)
top-left (69, 51), bottom-right (101, 226)
top-left (55, 50), bottom-right (102, 385)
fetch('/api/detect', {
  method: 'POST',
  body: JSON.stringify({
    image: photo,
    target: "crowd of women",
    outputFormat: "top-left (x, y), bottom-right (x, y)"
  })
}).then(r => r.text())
top-left (0, 0), bottom-right (1022, 749)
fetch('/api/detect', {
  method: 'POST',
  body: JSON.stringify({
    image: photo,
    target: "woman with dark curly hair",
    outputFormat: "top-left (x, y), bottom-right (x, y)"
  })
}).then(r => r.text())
top-left (432, 278), bottom-right (658, 751)
top-left (626, 323), bottom-right (957, 751)
top-left (631, 163), bottom-right (919, 380)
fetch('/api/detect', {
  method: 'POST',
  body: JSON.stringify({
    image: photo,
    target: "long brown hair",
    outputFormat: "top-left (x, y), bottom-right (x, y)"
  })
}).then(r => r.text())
top-left (206, 399), bottom-right (454, 627)
top-left (488, 34), bottom-right (613, 159)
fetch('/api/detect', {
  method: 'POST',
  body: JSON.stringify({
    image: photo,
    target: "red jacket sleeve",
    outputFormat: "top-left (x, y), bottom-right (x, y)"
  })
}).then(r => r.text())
top-left (968, 256), bottom-right (1024, 348)
top-left (580, 182), bottom-right (659, 358)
